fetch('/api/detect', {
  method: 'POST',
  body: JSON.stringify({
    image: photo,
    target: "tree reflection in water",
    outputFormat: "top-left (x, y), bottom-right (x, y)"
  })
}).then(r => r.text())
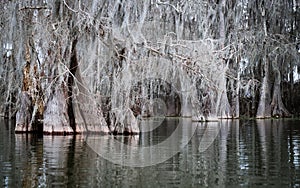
top-left (0, 119), bottom-right (299, 187)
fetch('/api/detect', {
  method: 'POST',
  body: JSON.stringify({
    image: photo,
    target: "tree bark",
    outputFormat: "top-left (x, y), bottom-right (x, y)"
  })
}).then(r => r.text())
top-left (72, 67), bottom-right (110, 134)
top-left (217, 0), bottom-right (232, 119)
top-left (256, 56), bottom-right (271, 118)
top-left (270, 61), bottom-right (291, 117)
top-left (15, 92), bottom-right (32, 132)
top-left (43, 86), bottom-right (74, 134)
top-left (15, 42), bottom-right (43, 132)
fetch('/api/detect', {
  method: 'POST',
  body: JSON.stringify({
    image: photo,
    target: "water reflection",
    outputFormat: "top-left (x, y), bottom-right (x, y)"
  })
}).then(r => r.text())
top-left (86, 118), bottom-right (198, 167)
top-left (0, 118), bottom-right (300, 187)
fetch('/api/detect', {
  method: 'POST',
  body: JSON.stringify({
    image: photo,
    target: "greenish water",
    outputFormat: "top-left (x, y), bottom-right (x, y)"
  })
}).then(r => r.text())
top-left (0, 118), bottom-right (299, 187)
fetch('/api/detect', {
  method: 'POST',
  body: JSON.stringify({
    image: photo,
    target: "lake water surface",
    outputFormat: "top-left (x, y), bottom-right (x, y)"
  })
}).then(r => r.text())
top-left (0, 118), bottom-right (299, 187)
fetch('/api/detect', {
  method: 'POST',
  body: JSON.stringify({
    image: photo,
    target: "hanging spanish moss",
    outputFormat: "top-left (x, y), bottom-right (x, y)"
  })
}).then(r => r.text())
top-left (0, 0), bottom-right (299, 134)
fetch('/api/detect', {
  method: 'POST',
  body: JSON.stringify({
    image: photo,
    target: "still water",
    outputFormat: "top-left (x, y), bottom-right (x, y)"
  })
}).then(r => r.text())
top-left (0, 118), bottom-right (300, 187)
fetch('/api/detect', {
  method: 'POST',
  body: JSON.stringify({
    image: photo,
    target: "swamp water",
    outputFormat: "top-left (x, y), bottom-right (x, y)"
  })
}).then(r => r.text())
top-left (0, 118), bottom-right (300, 187)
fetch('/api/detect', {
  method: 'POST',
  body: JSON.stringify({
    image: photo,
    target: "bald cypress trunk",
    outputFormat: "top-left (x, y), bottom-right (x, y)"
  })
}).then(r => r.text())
top-left (270, 61), bottom-right (291, 117)
top-left (256, 55), bottom-right (271, 118)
